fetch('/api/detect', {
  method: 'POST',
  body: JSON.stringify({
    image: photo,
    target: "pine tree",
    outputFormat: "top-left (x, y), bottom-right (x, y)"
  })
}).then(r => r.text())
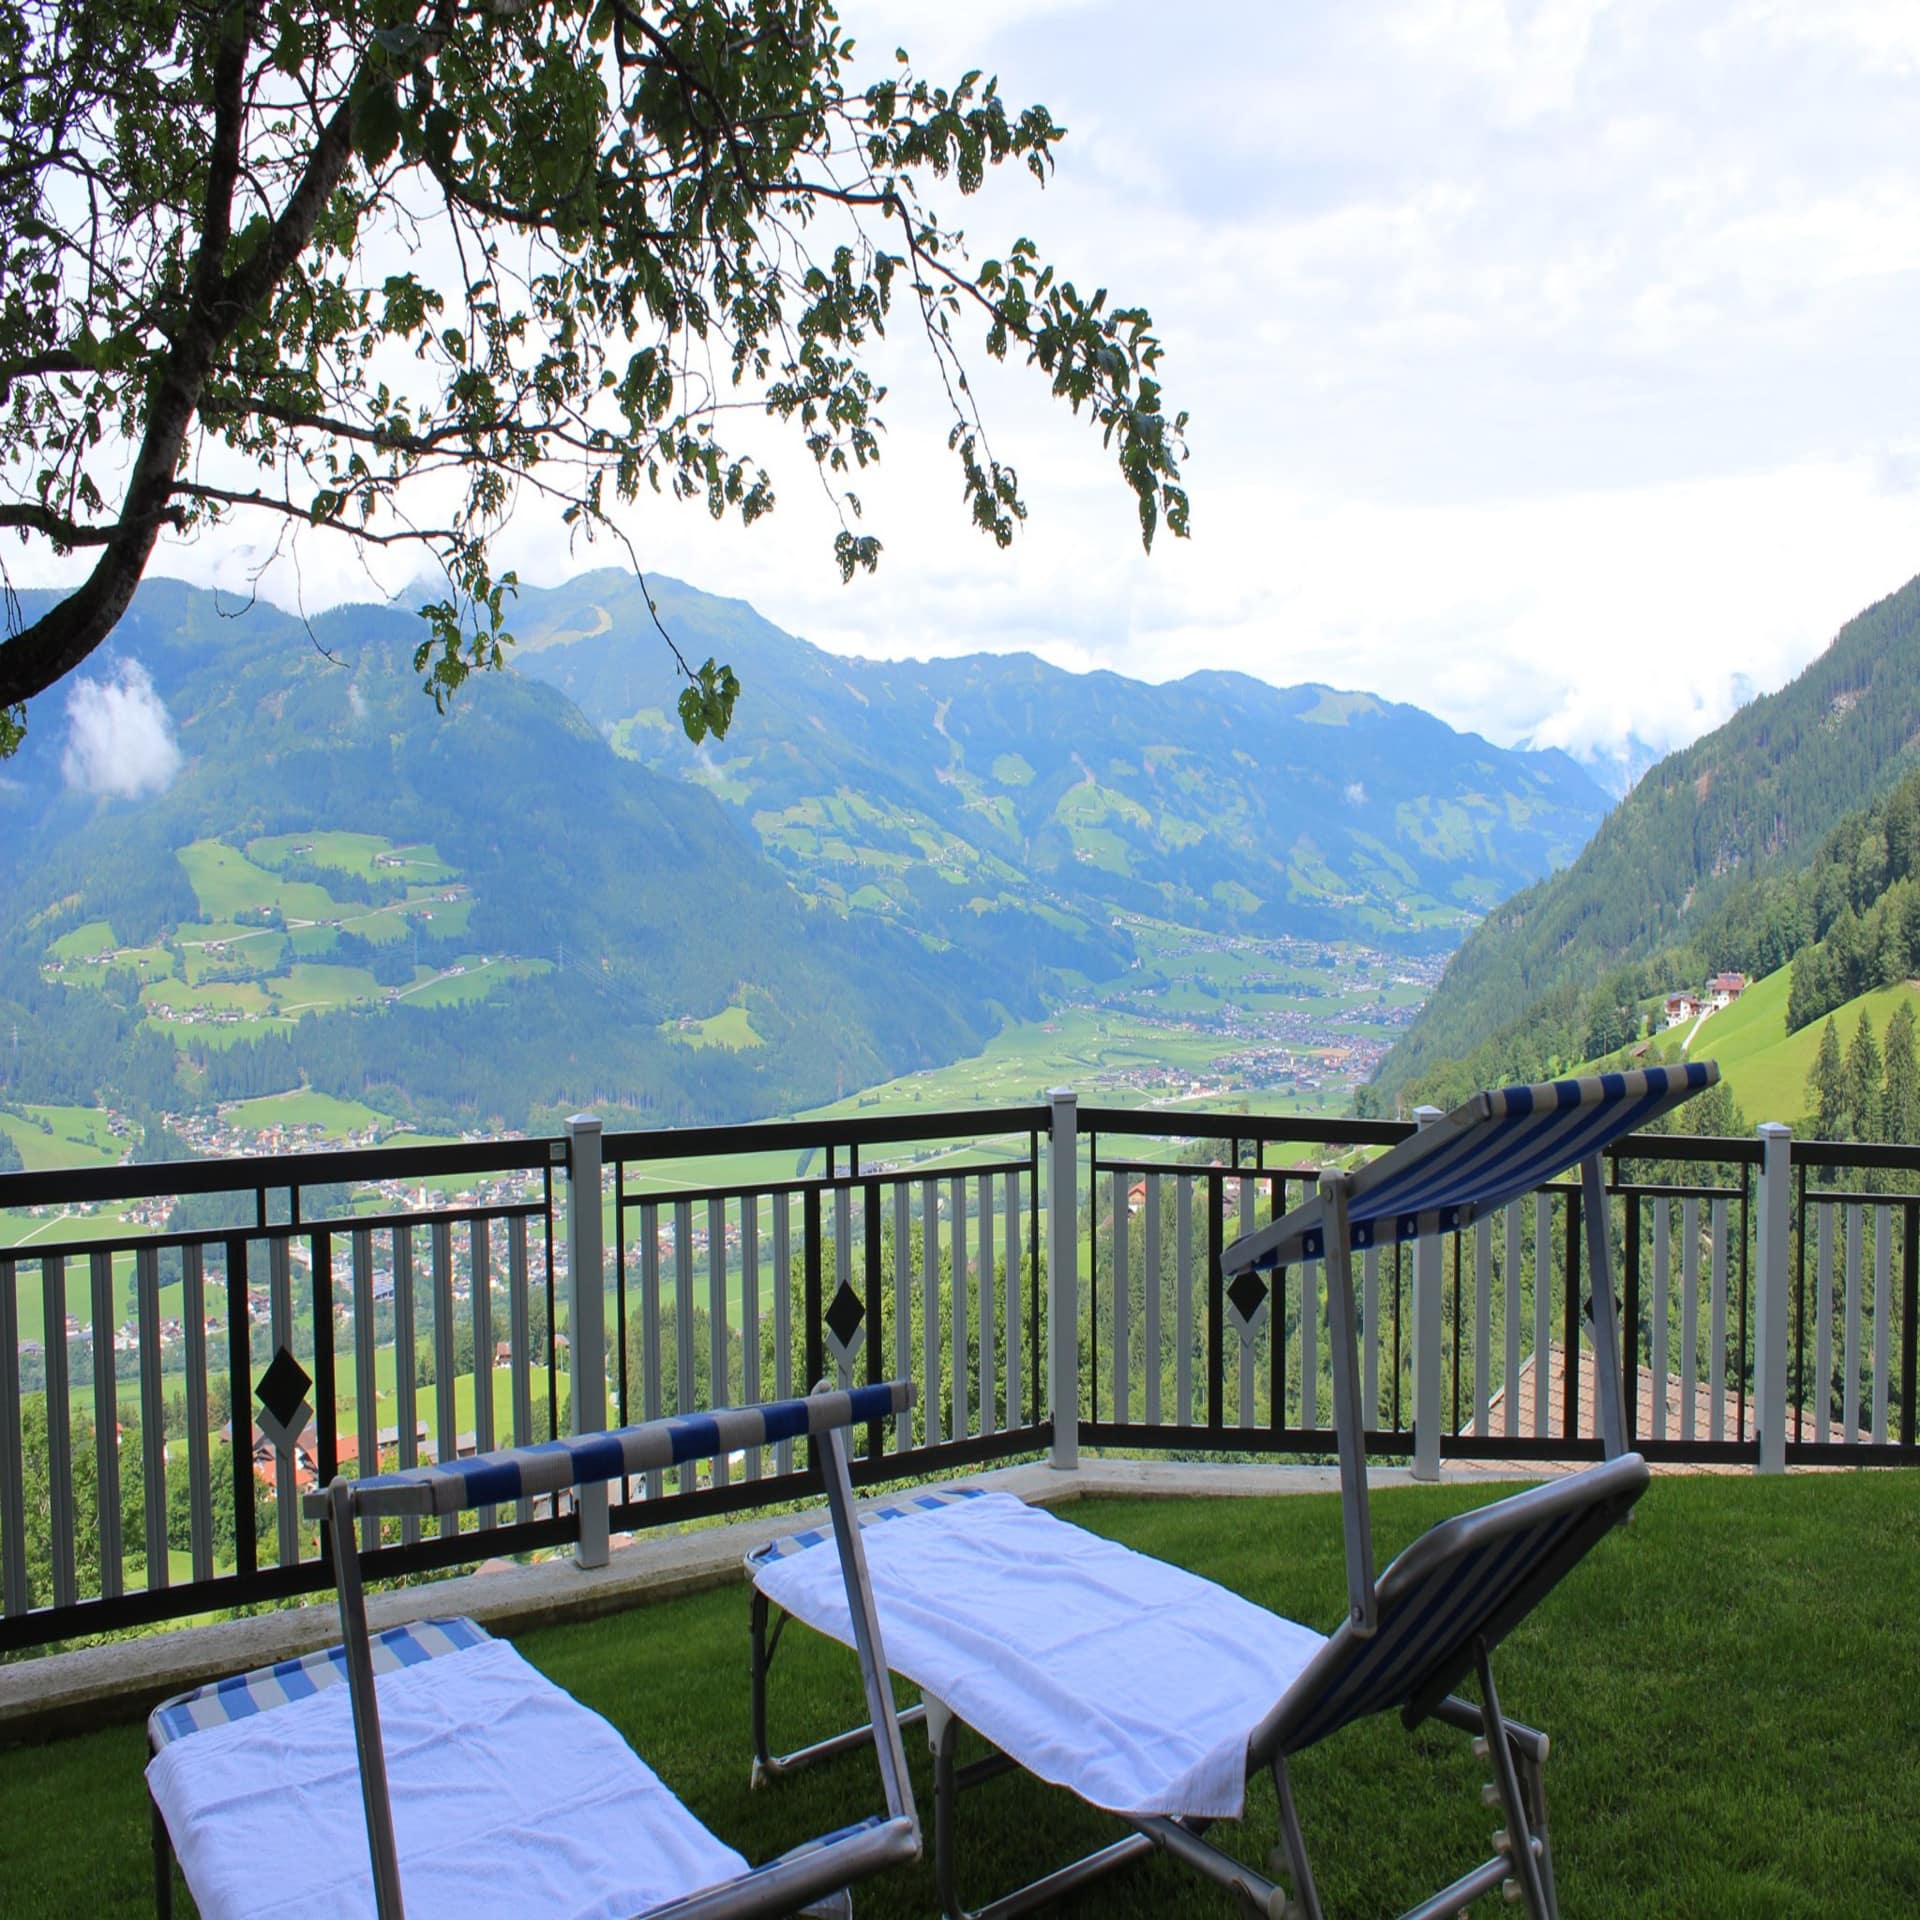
top-left (1883, 1001), bottom-right (1920, 1147)
top-left (1807, 1017), bottom-right (1847, 1141)
top-left (1843, 1009), bottom-right (1884, 1142)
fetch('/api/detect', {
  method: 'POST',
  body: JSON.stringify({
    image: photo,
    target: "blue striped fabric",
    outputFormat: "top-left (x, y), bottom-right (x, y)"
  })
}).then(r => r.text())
top-left (148, 1617), bottom-right (489, 1749)
top-left (1224, 1063), bottom-right (1717, 1274)
top-left (1281, 1513), bottom-right (1582, 1751)
top-left (325, 1382), bottom-right (912, 1520)
top-left (746, 1485), bottom-right (988, 1569)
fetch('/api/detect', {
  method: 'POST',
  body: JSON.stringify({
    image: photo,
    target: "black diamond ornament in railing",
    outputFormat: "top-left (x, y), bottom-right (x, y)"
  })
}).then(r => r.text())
top-left (256, 1344), bottom-right (313, 1453)
top-left (1227, 1268), bottom-right (1269, 1327)
top-left (824, 1282), bottom-right (865, 1356)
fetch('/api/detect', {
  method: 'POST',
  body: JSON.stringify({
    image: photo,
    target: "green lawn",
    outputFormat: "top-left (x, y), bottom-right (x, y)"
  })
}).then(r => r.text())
top-left (3, 1473), bottom-right (1915, 1916)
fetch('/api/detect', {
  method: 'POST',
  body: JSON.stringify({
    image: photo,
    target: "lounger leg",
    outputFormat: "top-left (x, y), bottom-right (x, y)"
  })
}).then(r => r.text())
top-left (750, 1586), bottom-right (928, 1785)
top-left (928, 1698), bottom-right (1158, 1920)
top-left (148, 1783), bottom-right (173, 1920)
top-left (1269, 1755), bottom-right (1324, 1920)
top-left (1472, 1639), bottom-right (1551, 1920)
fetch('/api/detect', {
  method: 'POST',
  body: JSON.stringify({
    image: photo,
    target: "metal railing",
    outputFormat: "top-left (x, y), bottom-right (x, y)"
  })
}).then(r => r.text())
top-left (2, 1096), bottom-right (1916, 1653)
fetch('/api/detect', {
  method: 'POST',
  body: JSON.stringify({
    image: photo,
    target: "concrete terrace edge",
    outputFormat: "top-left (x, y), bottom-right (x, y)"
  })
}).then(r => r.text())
top-left (0, 1456), bottom-right (1541, 1748)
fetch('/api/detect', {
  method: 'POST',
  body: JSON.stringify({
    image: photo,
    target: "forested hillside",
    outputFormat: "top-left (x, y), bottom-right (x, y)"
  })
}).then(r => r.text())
top-left (1373, 571), bottom-right (1920, 1105)
top-left (0, 583), bottom-right (997, 1131)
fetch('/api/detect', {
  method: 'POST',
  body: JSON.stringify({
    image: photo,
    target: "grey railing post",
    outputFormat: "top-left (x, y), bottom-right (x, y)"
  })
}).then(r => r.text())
top-left (1047, 1088), bottom-right (1080, 1472)
top-left (1754, 1121), bottom-right (1792, 1475)
top-left (566, 1114), bottom-right (610, 1566)
top-left (1411, 1104), bottom-right (1444, 1481)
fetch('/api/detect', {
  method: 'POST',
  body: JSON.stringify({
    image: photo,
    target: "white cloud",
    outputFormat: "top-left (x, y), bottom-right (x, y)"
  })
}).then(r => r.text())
top-left (60, 661), bottom-right (182, 799)
top-left (15, 0), bottom-right (1920, 770)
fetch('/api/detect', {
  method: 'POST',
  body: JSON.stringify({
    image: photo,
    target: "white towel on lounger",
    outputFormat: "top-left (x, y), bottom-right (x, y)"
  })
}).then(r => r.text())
top-left (148, 1636), bottom-right (746, 1919)
top-left (754, 1491), bottom-right (1323, 1819)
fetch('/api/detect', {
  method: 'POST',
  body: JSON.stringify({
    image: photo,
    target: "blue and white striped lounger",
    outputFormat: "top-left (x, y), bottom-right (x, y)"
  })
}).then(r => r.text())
top-left (148, 1385), bottom-right (921, 1920)
top-left (751, 1463), bottom-right (1648, 1920)
top-left (753, 1069), bottom-right (1711, 1920)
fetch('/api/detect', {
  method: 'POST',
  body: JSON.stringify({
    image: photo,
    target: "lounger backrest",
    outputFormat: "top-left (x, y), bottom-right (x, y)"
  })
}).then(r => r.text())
top-left (1252, 1453), bottom-right (1649, 1763)
top-left (314, 1383), bottom-right (922, 1920)
top-left (306, 1381), bottom-right (911, 1520)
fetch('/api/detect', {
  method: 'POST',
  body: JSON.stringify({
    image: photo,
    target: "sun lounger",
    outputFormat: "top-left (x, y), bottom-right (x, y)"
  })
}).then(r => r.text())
top-left (749, 1460), bottom-right (1645, 1920)
top-left (148, 1384), bottom-right (921, 1920)
top-left (749, 1068), bottom-right (1714, 1919)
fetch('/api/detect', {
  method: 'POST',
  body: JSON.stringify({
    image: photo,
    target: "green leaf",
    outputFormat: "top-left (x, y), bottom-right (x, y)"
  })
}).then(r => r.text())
top-left (354, 78), bottom-right (403, 167)
top-left (677, 658), bottom-right (741, 744)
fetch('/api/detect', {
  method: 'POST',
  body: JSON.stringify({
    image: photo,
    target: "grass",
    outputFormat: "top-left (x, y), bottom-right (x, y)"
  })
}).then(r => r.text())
top-left (4, 1472), bottom-right (1915, 1916)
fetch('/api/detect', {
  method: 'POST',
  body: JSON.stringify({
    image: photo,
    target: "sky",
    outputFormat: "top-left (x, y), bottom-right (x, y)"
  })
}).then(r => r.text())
top-left (20, 0), bottom-right (1920, 768)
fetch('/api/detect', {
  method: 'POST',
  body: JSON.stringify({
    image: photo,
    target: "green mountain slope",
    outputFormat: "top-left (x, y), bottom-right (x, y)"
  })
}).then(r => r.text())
top-left (511, 571), bottom-right (1608, 960)
top-left (1376, 571), bottom-right (1920, 1101)
top-left (0, 583), bottom-right (997, 1128)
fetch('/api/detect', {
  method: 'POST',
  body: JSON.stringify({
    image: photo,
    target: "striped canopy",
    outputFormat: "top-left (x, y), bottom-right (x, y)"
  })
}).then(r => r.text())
top-left (1222, 1063), bottom-right (1719, 1277)
top-left (306, 1381), bottom-right (911, 1520)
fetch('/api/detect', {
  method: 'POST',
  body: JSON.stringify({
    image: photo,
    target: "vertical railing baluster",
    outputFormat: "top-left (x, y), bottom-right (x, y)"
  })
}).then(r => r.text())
top-left (1533, 1193), bottom-right (1551, 1439)
top-left (1237, 1175), bottom-right (1255, 1428)
top-left (1816, 1202), bottom-right (1834, 1445)
top-left (43, 1256), bottom-right (75, 1607)
top-left (1301, 1255), bottom-right (1320, 1431)
top-left (1473, 1216), bottom-right (1491, 1439)
top-left (0, 1257), bottom-right (25, 1616)
top-left (1004, 1170), bottom-right (1021, 1430)
top-left (950, 1174), bottom-right (968, 1438)
top-left (674, 1199), bottom-right (695, 1493)
top-left (640, 1200), bottom-right (662, 1499)
top-left (1363, 1244), bottom-right (1380, 1430)
top-left (746, 1196), bottom-right (766, 1476)
top-left (1111, 1170), bottom-right (1129, 1425)
top-left (833, 1184), bottom-right (853, 1394)
top-left (1143, 1175), bottom-right (1162, 1427)
top-left (978, 1173), bottom-right (996, 1437)
top-left (1651, 1203), bottom-right (1670, 1443)
top-left (225, 1238), bottom-right (256, 1583)
top-left (709, 1196), bottom-right (730, 1485)
top-left (1503, 1201), bottom-right (1521, 1438)
top-left (183, 1244), bottom-right (215, 1579)
top-left (471, 1219), bottom-right (494, 1527)
top-left (1681, 1198), bottom-right (1699, 1446)
top-left (1873, 1206), bottom-right (1892, 1444)
top-left (892, 1185), bottom-right (911, 1455)
top-left (311, 1228), bottom-right (337, 1515)
top-left (137, 1247), bottom-right (166, 1594)
top-left (391, 1228), bottom-right (418, 1548)
top-left (803, 1185), bottom-right (824, 1410)
top-left (431, 1221), bottom-right (456, 1540)
top-left (773, 1192), bottom-right (794, 1472)
top-left (920, 1179), bottom-right (941, 1446)
top-left (1843, 1203), bottom-right (1862, 1443)
top-left (1176, 1175), bottom-right (1194, 1427)
top-left (268, 1238), bottom-right (298, 1567)
top-left (89, 1251), bottom-right (121, 1599)
top-left (509, 1216), bottom-right (533, 1523)
top-left (864, 1182), bottom-right (884, 1460)
top-left (352, 1228), bottom-right (378, 1553)
top-left (1709, 1200), bottom-right (1728, 1446)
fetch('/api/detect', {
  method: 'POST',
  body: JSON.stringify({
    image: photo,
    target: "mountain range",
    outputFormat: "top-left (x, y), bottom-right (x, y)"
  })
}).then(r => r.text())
top-left (0, 572), bottom-right (1608, 1130)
